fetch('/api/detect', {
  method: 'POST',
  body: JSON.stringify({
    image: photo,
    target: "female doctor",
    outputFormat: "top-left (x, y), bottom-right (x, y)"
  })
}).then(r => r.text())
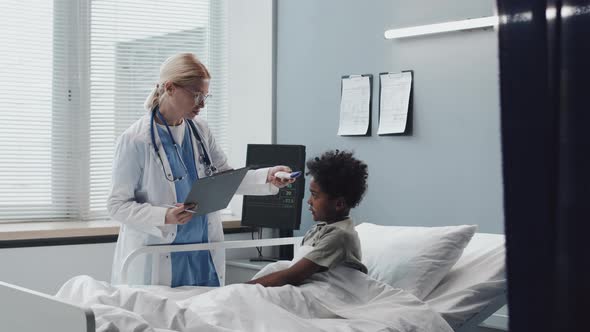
top-left (108, 53), bottom-right (293, 287)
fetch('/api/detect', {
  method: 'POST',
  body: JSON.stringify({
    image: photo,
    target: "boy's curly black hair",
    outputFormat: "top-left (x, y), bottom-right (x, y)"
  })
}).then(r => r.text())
top-left (306, 150), bottom-right (368, 208)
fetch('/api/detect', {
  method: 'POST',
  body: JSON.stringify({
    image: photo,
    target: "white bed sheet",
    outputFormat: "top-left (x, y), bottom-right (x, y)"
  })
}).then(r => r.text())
top-left (56, 265), bottom-right (453, 332)
top-left (424, 233), bottom-right (506, 329)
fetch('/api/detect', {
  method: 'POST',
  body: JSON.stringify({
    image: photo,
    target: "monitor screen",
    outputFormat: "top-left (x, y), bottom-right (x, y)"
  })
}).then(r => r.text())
top-left (241, 144), bottom-right (306, 230)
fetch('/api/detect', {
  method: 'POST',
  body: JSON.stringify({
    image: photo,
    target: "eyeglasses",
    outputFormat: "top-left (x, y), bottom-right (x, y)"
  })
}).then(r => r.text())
top-left (177, 84), bottom-right (212, 106)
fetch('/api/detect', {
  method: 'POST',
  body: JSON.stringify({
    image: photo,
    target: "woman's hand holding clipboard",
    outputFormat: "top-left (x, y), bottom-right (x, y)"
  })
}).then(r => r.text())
top-left (163, 203), bottom-right (198, 225)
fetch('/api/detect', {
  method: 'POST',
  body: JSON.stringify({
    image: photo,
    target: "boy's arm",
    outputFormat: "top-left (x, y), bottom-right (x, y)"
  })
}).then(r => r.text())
top-left (246, 258), bottom-right (324, 287)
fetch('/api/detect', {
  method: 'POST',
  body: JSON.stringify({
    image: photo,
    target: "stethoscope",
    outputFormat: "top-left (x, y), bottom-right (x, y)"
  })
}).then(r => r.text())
top-left (150, 105), bottom-right (217, 179)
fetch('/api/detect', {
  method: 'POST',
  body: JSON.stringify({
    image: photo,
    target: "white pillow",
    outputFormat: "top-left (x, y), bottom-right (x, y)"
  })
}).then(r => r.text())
top-left (355, 223), bottom-right (476, 300)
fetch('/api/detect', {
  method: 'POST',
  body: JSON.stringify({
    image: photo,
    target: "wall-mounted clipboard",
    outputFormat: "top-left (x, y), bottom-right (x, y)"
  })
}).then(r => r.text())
top-left (378, 70), bottom-right (413, 136)
top-left (337, 74), bottom-right (373, 137)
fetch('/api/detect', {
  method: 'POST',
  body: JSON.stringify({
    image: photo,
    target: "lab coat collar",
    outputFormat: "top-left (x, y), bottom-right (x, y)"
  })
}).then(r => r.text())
top-left (140, 113), bottom-right (157, 147)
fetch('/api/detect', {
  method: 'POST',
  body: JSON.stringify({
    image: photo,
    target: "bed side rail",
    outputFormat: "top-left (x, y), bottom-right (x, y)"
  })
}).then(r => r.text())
top-left (120, 236), bottom-right (303, 284)
top-left (455, 291), bottom-right (508, 332)
top-left (0, 281), bottom-right (94, 332)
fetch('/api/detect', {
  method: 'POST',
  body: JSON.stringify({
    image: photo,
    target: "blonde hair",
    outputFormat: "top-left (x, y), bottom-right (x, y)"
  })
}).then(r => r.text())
top-left (144, 53), bottom-right (211, 111)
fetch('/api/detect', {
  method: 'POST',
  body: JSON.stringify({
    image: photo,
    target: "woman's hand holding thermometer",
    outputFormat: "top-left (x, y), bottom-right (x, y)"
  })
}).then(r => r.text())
top-left (274, 171), bottom-right (302, 180)
top-left (267, 166), bottom-right (300, 187)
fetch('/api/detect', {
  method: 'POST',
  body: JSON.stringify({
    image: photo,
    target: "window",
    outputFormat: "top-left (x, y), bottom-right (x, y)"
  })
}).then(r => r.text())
top-left (0, 0), bottom-right (228, 223)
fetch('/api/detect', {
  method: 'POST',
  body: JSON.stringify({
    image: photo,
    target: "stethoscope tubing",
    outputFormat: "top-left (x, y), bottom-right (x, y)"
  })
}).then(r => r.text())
top-left (150, 106), bottom-right (216, 176)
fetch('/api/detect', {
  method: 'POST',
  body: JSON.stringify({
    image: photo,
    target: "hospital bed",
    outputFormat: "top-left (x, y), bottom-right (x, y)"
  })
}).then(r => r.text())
top-left (0, 231), bottom-right (506, 332)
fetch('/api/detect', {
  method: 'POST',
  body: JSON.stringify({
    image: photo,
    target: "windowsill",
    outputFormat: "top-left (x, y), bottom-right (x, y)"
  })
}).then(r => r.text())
top-left (0, 215), bottom-right (252, 246)
top-left (0, 220), bottom-right (120, 242)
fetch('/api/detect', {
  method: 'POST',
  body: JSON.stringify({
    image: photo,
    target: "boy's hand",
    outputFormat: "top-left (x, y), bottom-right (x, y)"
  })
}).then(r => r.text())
top-left (247, 258), bottom-right (322, 287)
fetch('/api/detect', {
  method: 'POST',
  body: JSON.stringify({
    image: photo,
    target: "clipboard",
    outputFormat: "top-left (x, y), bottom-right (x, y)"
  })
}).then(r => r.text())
top-left (338, 74), bottom-right (373, 137)
top-left (378, 70), bottom-right (413, 136)
top-left (183, 167), bottom-right (250, 216)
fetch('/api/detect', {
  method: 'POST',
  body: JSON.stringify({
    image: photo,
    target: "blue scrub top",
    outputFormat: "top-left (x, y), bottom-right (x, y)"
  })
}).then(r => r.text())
top-left (157, 122), bottom-right (220, 287)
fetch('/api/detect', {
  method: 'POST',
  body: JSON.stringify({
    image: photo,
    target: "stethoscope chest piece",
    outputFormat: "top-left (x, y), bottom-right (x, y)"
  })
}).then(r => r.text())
top-left (204, 165), bottom-right (217, 176)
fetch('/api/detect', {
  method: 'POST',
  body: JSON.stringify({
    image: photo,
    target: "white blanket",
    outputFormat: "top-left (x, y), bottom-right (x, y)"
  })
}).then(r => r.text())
top-left (56, 263), bottom-right (452, 332)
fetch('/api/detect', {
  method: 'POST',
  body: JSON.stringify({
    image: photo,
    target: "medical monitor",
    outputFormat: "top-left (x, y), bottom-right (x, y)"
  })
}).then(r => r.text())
top-left (241, 144), bottom-right (306, 231)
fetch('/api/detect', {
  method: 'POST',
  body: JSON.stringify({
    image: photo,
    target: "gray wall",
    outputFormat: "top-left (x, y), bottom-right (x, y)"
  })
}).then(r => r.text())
top-left (276, 0), bottom-right (504, 235)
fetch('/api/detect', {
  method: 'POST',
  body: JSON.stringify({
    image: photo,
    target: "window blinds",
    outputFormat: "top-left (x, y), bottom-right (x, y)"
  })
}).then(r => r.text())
top-left (0, 0), bottom-right (74, 222)
top-left (0, 0), bottom-right (228, 223)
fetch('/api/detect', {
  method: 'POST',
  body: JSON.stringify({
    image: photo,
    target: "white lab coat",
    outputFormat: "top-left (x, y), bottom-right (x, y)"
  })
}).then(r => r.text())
top-left (108, 114), bottom-right (278, 286)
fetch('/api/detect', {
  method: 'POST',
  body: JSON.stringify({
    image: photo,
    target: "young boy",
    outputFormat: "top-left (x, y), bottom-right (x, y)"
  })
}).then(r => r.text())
top-left (247, 150), bottom-right (368, 287)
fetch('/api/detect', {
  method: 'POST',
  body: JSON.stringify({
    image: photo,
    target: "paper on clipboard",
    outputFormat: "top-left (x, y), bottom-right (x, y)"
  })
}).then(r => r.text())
top-left (183, 167), bottom-right (249, 216)
top-left (378, 72), bottom-right (412, 134)
top-left (337, 75), bottom-right (371, 136)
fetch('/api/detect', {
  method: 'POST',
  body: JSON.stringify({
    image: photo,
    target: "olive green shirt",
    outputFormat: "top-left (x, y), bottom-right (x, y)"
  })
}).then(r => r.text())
top-left (301, 217), bottom-right (368, 274)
